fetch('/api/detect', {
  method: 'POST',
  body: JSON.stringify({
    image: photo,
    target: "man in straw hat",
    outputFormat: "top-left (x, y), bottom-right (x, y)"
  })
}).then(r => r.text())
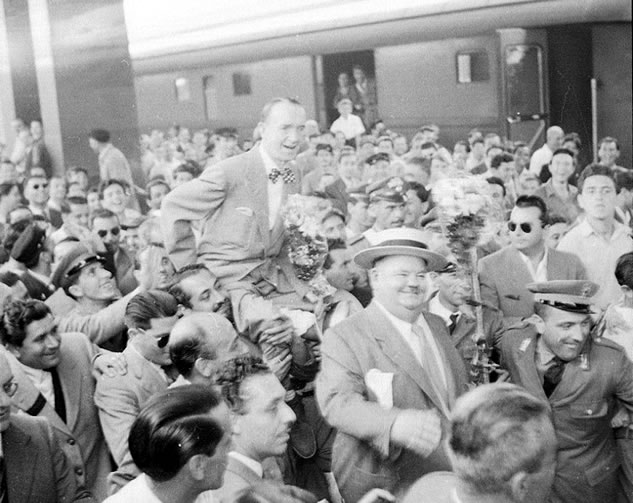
top-left (498, 280), bottom-right (633, 503)
top-left (316, 228), bottom-right (468, 502)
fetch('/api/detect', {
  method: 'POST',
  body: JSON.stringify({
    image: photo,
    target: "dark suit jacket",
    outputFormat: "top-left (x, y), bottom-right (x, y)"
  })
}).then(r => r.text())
top-left (161, 147), bottom-right (299, 280)
top-left (25, 139), bottom-right (53, 177)
top-left (478, 246), bottom-right (586, 321)
top-left (3, 414), bottom-right (89, 503)
top-left (500, 325), bottom-right (633, 503)
top-left (7, 333), bottom-right (111, 500)
top-left (316, 302), bottom-right (468, 502)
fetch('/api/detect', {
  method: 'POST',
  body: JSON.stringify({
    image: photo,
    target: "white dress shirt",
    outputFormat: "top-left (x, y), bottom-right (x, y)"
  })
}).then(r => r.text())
top-left (374, 301), bottom-right (448, 391)
top-left (260, 145), bottom-right (284, 229)
top-left (20, 363), bottom-right (55, 408)
top-left (228, 451), bottom-right (264, 478)
top-left (517, 247), bottom-right (548, 282)
top-left (428, 294), bottom-right (460, 328)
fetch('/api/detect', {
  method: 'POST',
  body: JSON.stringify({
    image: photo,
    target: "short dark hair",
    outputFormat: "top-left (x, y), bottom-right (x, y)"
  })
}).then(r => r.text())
top-left (562, 133), bottom-right (582, 150)
top-left (129, 385), bottom-right (225, 482)
top-left (615, 252), bottom-right (633, 289)
top-left (514, 195), bottom-right (548, 226)
top-left (407, 181), bottom-right (430, 203)
top-left (125, 290), bottom-right (179, 330)
top-left (323, 239), bottom-right (347, 270)
top-left (99, 178), bottom-right (128, 199)
top-left (216, 355), bottom-right (270, 414)
top-left (490, 153), bottom-right (514, 169)
top-left (169, 264), bottom-right (214, 309)
top-left (174, 161), bottom-right (200, 179)
top-left (89, 129), bottom-right (110, 143)
top-left (615, 170), bottom-right (633, 193)
top-left (1, 299), bottom-right (51, 347)
top-left (486, 176), bottom-right (506, 198)
top-left (599, 136), bottom-right (619, 150)
top-left (577, 163), bottom-right (617, 193)
top-left (551, 148), bottom-right (575, 160)
top-left (90, 208), bottom-right (118, 227)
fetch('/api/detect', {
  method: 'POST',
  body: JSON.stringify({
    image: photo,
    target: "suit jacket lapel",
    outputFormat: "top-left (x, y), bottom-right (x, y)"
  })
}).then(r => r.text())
top-left (248, 150), bottom-right (271, 249)
top-left (4, 421), bottom-right (37, 502)
top-left (451, 315), bottom-right (476, 347)
top-left (365, 303), bottom-right (448, 416)
top-left (507, 248), bottom-right (534, 291)
top-left (57, 349), bottom-right (80, 431)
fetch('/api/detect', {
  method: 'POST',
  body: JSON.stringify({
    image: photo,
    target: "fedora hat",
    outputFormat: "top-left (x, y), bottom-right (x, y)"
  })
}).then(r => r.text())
top-left (354, 228), bottom-right (447, 271)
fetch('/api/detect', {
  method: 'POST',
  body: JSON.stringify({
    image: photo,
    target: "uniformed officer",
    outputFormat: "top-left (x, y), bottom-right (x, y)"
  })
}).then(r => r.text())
top-left (347, 176), bottom-right (407, 306)
top-left (498, 280), bottom-right (633, 503)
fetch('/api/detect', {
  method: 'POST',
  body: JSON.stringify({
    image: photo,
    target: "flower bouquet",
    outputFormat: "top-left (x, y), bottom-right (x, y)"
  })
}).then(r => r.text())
top-left (433, 176), bottom-right (498, 385)
top-left (281, 195), bottom-right (336, 300)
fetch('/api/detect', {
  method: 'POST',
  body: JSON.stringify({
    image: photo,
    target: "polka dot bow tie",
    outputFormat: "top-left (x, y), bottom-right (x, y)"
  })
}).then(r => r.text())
top-left (268, 167), bottom-right (296, 184)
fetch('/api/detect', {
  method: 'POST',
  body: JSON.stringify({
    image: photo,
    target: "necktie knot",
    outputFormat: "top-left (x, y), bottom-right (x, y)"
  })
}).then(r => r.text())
top-left (448, 312), bottom-right (459, 335)
top-left (543, 357), bottom-right (566, 397)
top-left (268, 167), bottom-right (296, 184)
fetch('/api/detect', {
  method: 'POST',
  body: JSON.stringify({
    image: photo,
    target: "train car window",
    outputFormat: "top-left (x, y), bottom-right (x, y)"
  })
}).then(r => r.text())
top-left (232, 72), bottom-right (252, 96)
top-left (174, 78), bottom-right (191, 102)
top-left (504, 45), bottom-right (544, 116)
top-left (203, 76), bottom-right (218, 121)
top-left (456, 51), bottom-right (489, 83)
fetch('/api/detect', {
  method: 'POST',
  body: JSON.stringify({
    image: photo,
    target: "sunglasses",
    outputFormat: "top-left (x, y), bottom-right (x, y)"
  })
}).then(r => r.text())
top-left (157, 334), bottom-right (170, 348)
top-left (507, 221), bottom-right (533, 233)
top-left (97, 227), bottom-right (120, 238)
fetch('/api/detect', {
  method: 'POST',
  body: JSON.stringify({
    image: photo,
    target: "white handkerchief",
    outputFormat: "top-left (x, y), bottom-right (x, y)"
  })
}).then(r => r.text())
top-left (365, 368), bottom-right (394, 410)
top-left (235, 206), bottom-right (254, 216)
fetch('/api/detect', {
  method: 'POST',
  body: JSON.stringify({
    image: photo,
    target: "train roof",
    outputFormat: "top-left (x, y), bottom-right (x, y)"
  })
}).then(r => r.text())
top-left (127, 0), bottom-right (631, 74)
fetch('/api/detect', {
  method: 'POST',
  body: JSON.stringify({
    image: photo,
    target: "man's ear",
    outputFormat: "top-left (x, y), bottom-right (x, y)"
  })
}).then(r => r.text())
top-left (509, 471), bottom-right (530, 502)
top-left (187, 454), bottom-right (208, 481)
top-left (68, 284), bottom-right (83, 299)
top-left (194, 357), bottom-right (215, 378)
top-left (7, 344), bottom-right (21, 360)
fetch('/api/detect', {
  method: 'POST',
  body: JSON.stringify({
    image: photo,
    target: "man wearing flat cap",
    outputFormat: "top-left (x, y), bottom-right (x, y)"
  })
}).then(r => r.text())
top-left (498, 280), bottom-right (633, 503)
top-left (317, 228), bottom-right (468, 502)
top-left (347, 176), bottom-right (407, 305)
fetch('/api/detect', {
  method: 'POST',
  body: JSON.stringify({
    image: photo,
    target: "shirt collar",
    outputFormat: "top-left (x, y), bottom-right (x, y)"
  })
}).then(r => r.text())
top-left (229, 451), bottom-right (263, 478)
top-left (517, 246), bottom-right (548, 268)
top-left (259, 144), bottom-right (281, 174)
top-left (536, 335), bottom-right (558, 367)
top-left (578, 218), bottom-right (631, 240)
top-left (428, 294), bottom-right (458, 325)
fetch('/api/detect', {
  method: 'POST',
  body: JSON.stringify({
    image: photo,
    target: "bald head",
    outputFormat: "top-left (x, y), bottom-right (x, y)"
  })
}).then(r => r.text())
top-left (168, 313), bottom-right (244, 380)
top-left (546, 126), bottom-right (564, 150)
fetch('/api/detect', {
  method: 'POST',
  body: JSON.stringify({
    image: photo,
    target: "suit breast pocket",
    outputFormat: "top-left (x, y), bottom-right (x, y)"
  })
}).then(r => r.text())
top-left (221, 208), bottom-right (257, 247)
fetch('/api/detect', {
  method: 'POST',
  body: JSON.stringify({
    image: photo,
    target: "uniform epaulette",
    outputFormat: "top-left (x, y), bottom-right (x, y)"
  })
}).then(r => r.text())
top-left (592, 335), bottom-right (629, 353)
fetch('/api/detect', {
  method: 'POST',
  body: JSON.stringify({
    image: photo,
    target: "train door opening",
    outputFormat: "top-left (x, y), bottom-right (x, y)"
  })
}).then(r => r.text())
top-left (321, 50), bottom-right (376, 128)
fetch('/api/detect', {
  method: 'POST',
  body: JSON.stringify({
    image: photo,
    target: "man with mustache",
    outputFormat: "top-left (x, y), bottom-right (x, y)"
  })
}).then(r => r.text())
top-left (498, 280), bottom-right (633, 503)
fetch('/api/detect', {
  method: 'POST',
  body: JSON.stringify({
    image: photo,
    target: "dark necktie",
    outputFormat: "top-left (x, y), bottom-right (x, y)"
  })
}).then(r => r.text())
top-left (268, 167), bottom-right (296, 184)
top-left (0, 453), bottom-right (8, 503)
top-left (448, 313), bottom-right (459, 335)
top-left (543, 357), bottom-right (566, 397)
top-left (46, 368), bottom-right (67, 423)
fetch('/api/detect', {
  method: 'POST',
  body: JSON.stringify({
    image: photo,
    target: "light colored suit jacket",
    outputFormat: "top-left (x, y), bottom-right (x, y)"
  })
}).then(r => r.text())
top-left (6, 333), bottom-right (110, 501)
top-left (500, 325), bottom-right (633, 503)
top-left (94, 345), bottom-right (169, 495)
top-left (161, 147), bottom-right (299, 280)
top-left (3, 414), bottom-right (89, 502)
top-left (316, 302), bottom-right (468, 502)
top-left (478, 246), bottom-right (586, 321)
top-left (212, 455), bottom-right (263, 503)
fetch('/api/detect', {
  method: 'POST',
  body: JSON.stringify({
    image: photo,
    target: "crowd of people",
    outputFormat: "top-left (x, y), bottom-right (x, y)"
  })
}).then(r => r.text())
top-left (0, 93), bottom-right (630, 503)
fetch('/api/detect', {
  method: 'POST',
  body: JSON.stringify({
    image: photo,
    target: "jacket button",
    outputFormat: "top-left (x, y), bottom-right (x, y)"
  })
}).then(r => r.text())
top-left (68, 438), bottom-right (76, 445)
top-left (586, 409), bottom-right (593, 415)
top-left (75, 467), bottom-right (83, 476)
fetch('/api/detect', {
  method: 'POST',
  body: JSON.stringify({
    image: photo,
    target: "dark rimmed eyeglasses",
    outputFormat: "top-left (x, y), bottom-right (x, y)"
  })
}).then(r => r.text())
top-left (65, 255), bottom-right (105, 278)
top-left (96, 227), bottom-right (120, 238)
top-left (507, 221), bottom-right (533, 233)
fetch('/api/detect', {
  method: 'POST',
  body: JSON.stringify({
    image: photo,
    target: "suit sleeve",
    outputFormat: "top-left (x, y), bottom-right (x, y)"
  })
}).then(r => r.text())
top-left (316, 327), bottom-right (400, 459)
top-left (478, 258), bottom-right (500, 311)
top-left (93, 377), bottom-right (141, 486)
top-left (571, 253), bottom-right (587, 280)
top-left (614, 349), bottom-right (633, 412)
top-left (161, 164), bottom-right (228, 269)
top-left (57, 289), bottom-right (137, 345)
